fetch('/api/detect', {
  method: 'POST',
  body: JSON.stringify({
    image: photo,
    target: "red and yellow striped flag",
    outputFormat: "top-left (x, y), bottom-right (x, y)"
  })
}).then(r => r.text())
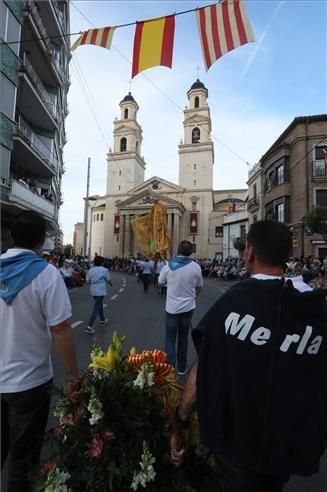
top-left (132, 15), bottom-right (175, 78)
top-left (71, 26), bottom-right (115, 52)
top-left (196, 1), bottom-right (254, 71)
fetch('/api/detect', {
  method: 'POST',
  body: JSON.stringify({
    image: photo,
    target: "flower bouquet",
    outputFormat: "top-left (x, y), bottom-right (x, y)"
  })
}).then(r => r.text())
top-left (34, 332), bottom-right (217, 491)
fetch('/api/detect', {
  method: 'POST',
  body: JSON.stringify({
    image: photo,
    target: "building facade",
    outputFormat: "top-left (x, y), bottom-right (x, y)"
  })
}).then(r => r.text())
top-left (258, 115), bottom-right (327, 257)
top-left (0, 0), bottom-right (70, 249)
top-left (85, 80), bottom-right (247, 259)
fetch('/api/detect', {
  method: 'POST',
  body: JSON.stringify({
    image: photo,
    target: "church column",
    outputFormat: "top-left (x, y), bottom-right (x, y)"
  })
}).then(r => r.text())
top-left (121, 215), bottom-right (126, 256)
top-left (173, 214), bottom-right (180, 254)
top-left (124, 215), bottom-right (131, 256)
top-left (167, 213), bottom-right (172, 252)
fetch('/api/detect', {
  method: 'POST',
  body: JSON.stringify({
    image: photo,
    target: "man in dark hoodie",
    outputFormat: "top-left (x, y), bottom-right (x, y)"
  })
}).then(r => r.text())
top-left (171, 220), bottom-right (327, 492)
top-left (0, 211), bottom-right (79, 491)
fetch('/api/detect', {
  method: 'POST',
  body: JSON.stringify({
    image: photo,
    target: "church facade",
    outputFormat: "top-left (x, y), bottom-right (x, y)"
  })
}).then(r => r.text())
top-left (86, 80), bottom-right (247, 259)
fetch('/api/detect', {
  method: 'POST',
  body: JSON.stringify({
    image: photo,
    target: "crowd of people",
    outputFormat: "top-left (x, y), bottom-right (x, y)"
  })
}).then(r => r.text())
top-left (46, 253), bottom-right (327, 293)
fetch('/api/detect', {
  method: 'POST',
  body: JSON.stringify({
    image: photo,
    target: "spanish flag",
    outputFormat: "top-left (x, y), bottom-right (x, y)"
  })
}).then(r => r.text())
top-left (71, 26), bottom-right (115, 52)
top-left (132, 15), bottom-right (175, 78)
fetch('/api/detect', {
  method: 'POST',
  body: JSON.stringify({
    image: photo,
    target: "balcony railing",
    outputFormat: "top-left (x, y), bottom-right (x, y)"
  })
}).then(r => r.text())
top-left (24, 0), bottom-right (63, 78)
top-left (247, 196), bottom-right (259, 211)
top-left (21, 54), bottom-right (57, 120)
top-left (313, 160), bottom-right (327, 178)
top-left (16, 117), bottom-right (58, 170)
top-left (10, 180), bottom-right (55, 218)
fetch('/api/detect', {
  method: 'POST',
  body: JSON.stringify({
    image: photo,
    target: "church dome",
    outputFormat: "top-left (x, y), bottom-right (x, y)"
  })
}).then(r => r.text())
top-left (190, 79), bottom-right (207, 91)
top-left (121, 92), bottom-right (136, 103)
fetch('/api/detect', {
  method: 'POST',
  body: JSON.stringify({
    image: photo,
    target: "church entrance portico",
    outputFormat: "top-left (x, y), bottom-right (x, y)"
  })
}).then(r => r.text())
top-left (116, 190), bottom-right (185, 257)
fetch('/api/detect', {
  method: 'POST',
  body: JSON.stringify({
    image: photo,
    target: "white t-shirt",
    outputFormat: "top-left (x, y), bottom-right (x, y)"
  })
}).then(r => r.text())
top-left (0, 249), bottom-right (72, 393)
top-left (86, 266), bottom-right (110, 296)
top-left (159, 260), bottom-right (203, 314)
top-left (252, 273), bottom-right (313, 292)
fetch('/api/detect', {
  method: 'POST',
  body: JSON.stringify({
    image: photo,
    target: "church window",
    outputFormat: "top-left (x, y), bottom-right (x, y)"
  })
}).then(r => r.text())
top-left (194, 163), bottom-right (196, 170)
top-left (100, 213), bottom-right (104, 221)
top-left (120, 137), bottom-right (127, 152)
top-left (136, 141), bottom-right (139, 153)
top-left (119, 170), bottom-right (122, 176)
top-left (124, 108), bottom-right (128, 119)
top-left (118, 185), bottom-right (121, 191)
top-left (192, 127), bottom-right (200, 144)
top-left (93, 214), bottom-right (96, 222)
top-left (193, 179), bottom-right (196, 186)
top-left (192, 201), bottom-right (197, 211)
top-left (96, 214), bottom-right (99, 221)
top-left (215, 226), bottom-right (223, 237)
top-left (194, 96), bottom-right (199, 108)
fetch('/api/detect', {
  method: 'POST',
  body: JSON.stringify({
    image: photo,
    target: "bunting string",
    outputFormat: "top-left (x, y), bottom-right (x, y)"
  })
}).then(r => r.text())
top-left (1, 1), bottom-right (254, 77)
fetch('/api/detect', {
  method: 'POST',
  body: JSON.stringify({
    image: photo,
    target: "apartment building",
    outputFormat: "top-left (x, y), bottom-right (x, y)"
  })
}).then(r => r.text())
top-left (0, 0), bottom-right (70, 249)
top-left (246, 161), bottom-right (262, 225)
top-left (260, 115), bottom-right (327, 258)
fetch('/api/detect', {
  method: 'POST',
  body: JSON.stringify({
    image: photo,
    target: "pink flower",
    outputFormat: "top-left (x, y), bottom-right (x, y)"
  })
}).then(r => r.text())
top-left (41, 459), bottom-right (56, 475)
top-left (62, 415), bottom-right (75, 427)
top-left (90, 434), bottom-right (104, 459)
top-left (52, 426), bottom-right (64, 438)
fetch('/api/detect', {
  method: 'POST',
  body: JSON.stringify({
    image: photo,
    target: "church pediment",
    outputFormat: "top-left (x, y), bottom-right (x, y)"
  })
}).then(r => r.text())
top-left (129, 176), bottom-right (184, 195)
top-left (117, 188), bottom-right (185, 211)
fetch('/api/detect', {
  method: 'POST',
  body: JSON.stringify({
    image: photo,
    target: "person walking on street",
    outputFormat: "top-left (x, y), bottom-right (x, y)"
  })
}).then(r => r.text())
top-left (139, 257), bottom-right (154, 294)
top-left (85, 255), bottom-right (112, 334)
top-left (0, 211), bottom-right (79, 492)
top-left (170, 220), bottom-right (327, 492)
top-left (159, 240), bottom-right (203, 375)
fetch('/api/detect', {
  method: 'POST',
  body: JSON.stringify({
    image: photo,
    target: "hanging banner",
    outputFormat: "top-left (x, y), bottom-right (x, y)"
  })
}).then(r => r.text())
top-left (196, 1), bottom-right (254, 71)
top-left (71, 26), bottom-right (115, 52)
top-left (113, 213), bottom-right (120, 235)
top-left (190, 212), bottom-right (199, 234)
top-left (132, 15), bottom-right (175, 78)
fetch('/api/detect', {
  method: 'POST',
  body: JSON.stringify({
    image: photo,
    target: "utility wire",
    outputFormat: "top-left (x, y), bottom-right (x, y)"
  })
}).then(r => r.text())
top-left (0, 1), bottom-right (222, 46)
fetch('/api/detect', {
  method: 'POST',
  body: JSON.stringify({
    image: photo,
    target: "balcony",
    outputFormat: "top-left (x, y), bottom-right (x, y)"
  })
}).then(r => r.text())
top-left (13, 117), bottom-right (57, 177)
top-left (247, 196), bottom-right (260, 213)
top-left (312, 160), bottom-right (327, 181)
top-left (23, 0), bottom-right (63, 84)
top-left (10, 180), bottom-right (55, 219)
top-left (18, 54), bottom-right (58, 131)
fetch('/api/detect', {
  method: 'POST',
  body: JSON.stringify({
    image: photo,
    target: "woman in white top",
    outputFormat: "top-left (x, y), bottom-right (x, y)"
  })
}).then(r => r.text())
top-left (85, 256), bottom-right (112, 334)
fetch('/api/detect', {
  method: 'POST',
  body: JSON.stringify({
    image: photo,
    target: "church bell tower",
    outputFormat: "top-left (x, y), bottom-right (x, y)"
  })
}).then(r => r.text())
top-left (178, 80), bottom-right (214, 190)
top-left (106, 92), bottom-right (146, 195)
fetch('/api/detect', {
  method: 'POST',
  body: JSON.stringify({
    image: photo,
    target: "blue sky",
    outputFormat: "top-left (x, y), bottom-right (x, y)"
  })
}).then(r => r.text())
top-left (61, 0), bottom-right (327, 243)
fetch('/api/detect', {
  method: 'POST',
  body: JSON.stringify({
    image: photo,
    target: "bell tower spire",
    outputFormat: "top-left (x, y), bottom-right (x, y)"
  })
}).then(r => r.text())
top-left (106, 92), bottom-right (146, 195)
top-left (178, 79), bottom-right (214, 189)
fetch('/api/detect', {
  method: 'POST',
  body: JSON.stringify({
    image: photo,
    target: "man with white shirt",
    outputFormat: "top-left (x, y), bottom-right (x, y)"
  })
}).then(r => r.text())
top-left (171, 221), bottom-right (327, 492)
top-left (159, 240), bottom-right (203, 375)
top-left (0, 211), bottom-right (79, 491)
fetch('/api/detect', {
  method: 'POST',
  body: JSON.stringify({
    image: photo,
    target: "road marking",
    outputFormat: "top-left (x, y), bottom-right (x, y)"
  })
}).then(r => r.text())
top-left (71, 321), bottom-right (83, 329)
top-left (119, 288), bottom-right (124, 292)
top-left (217, 287), bottom-right (226, 293)
top-left (111, 295), bottom-right (118, 300)
top-left (103, 304), bottom-right (108, 308)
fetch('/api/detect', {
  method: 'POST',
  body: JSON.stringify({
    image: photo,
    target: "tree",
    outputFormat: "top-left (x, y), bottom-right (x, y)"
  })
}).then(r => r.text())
top-left (233, 237), bottom-right (246, 255)
top-left (64, 243), bottom-right (73, 257)
top-left (304, 206), bottom-right (327, 242)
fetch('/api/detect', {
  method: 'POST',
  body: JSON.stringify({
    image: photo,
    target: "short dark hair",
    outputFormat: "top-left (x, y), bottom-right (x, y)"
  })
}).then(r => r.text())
top-left (94, 255), bottom-right (104, 266)
top-left (177, 240), bottom-right (193, 257)
top-left (247, 220), bottom-right (292, 267)
top-left (10, 211), bottom-right (46, 249)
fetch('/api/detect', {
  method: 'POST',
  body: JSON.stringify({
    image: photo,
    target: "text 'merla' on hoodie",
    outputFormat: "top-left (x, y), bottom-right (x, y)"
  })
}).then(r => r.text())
top-left (193, 278), bottom-right (327, 479)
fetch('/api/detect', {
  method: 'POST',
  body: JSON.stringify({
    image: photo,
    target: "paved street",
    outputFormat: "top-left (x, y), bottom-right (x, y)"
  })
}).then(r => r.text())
top-left (50, 273), bottom-right (327, 492)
